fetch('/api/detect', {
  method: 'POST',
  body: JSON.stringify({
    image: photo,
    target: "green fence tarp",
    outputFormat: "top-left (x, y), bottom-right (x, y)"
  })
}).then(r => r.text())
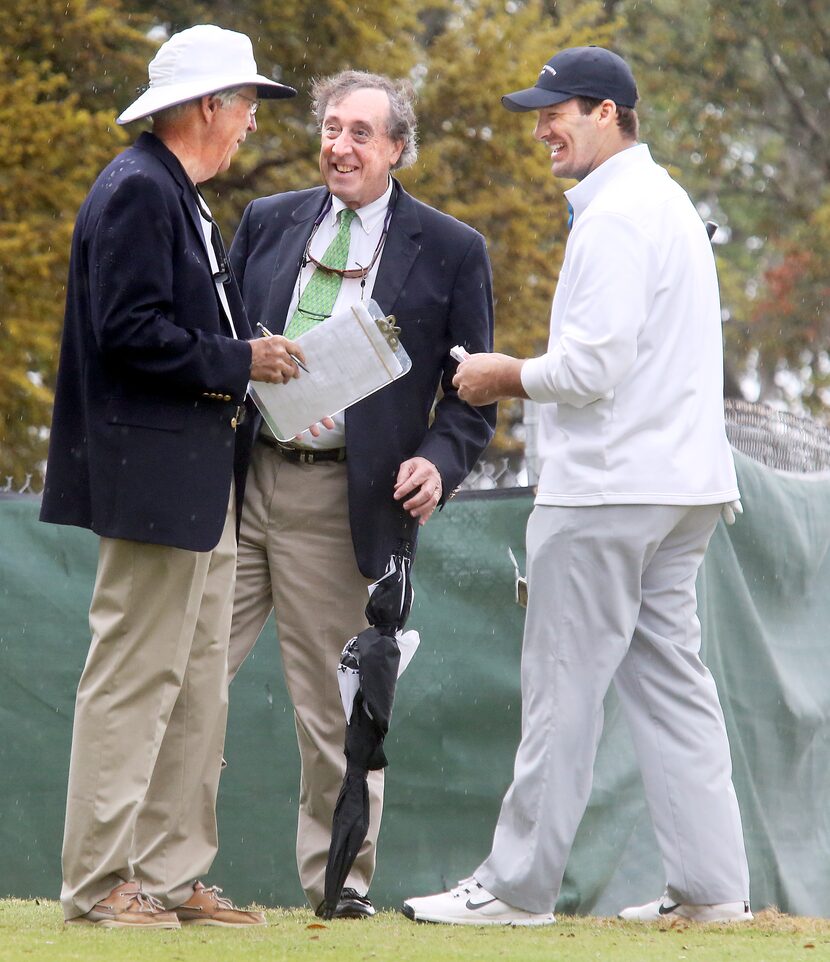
top-left (1, 450), bottom-right (828, 915)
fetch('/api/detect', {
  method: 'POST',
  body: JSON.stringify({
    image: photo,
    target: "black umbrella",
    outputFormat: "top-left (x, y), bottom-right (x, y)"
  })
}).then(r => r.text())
top-left (317, 541), bottom-right (417, 919)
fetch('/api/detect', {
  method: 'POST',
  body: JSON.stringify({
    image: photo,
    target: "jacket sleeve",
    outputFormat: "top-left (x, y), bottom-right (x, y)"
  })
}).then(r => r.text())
top-left (89, 172), bottom-right (252, 400)
top-left (229, 200), bottom-right (253, 290)
top-left (414, 229), bottom-right (496, 498)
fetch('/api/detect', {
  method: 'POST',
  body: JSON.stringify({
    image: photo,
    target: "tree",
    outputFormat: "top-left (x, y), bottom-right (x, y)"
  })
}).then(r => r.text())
top-left (750, 196), bottom-right (830, 409)
top-left (617, 0), bottom-right (830, 417)
top-left (2, 0), bottom-right (624, 484)
top-left (134, 0), bottom-right (430, 223)
top-left (0, 0), bottom-right (150, 487)
top-left (14, 0), bottom-right (824, 486)
top-left (0, 0), bottom-right (426, 487)
top-left (411, 0), bottom-right (620, 451)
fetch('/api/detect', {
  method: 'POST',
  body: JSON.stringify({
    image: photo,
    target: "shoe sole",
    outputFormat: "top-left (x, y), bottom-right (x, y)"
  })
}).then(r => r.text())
top-left (618, 913), bottom-right (754, 924)
top-left (177, 918), bottom-right (267, 927)
top-left (65, 918), bottom-right (181, 929)
top-left (401, 904), bottom-right (555, 926)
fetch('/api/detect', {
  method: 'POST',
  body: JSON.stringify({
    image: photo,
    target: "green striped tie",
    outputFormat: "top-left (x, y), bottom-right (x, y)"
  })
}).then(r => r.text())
top-left (284, 208), bottom-right (357, 338)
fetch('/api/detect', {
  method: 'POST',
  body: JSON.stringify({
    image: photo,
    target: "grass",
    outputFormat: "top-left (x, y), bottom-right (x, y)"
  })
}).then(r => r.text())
top-left (0, 901), bottom-right (828, 962)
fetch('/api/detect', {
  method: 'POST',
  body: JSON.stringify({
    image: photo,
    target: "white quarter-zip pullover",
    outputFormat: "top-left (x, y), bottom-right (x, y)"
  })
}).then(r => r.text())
top-left (521, 144), bottom-right (739, 505)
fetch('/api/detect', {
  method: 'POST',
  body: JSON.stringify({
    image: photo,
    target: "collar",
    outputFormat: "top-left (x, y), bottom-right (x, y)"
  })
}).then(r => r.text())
top-left (329, 179), bottom-right (394, 234)
top-left (135, 131), bottom-right (192, 190)
top-left (564, 143), bottom-right (651, 225)
top-left (134, 131), bottom-right (204, 247)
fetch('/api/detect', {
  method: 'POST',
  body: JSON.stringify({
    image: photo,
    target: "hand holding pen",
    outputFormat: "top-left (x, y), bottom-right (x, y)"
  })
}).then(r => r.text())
top-left (248, 324), bottom-right (309, 382)
top-left (256, 323), bottom-right (310, 373)
top-left (259, 323), bottom-right (334, 438)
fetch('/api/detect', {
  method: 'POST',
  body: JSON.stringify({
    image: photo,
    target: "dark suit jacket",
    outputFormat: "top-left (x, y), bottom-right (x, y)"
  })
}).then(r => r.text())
top-left (230, 181), bottom-right (496, 578)
top-left (40, 132), bottom-right (257, 552)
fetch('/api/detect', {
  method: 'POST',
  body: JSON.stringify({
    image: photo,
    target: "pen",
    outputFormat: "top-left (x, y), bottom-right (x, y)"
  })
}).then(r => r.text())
top-left (256, 322), bottom-right (310, 373)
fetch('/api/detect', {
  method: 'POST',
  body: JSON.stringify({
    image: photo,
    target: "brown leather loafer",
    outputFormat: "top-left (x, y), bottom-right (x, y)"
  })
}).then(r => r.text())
top-left (173, 880), bottom-right (266, 927)
top-left (66, 880), bottom-right (180, 928)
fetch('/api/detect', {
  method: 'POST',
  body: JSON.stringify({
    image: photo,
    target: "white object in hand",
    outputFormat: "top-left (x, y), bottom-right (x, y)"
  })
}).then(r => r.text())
top-left (721, 500), bottom-right (743, 525)
top-left (450, 345), bottom-right (470, 363)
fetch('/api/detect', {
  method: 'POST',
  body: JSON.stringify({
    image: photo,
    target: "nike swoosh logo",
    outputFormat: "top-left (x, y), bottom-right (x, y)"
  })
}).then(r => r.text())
top-left (658, 902), bottom-right (681, 915)
top-left (466, 898), bottom-right (497, 910)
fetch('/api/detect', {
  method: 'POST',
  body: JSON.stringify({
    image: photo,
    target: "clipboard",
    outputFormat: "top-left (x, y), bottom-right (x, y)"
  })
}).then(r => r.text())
top-left (249, 299), bottom-right (412, 441)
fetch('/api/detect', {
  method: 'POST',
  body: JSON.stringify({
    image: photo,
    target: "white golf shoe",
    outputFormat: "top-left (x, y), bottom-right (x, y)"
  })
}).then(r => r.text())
top-left (619, 892), bottom-right (753, 923)
top-left (402, 877), bottom-right (555, 926)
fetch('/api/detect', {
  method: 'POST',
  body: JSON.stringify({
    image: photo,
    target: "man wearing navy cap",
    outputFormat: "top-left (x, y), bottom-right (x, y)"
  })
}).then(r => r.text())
top-left (403, 46), bottom-right (752, 926)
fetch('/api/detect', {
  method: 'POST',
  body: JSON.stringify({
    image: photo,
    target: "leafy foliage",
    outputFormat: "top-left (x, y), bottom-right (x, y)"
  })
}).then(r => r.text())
top-left (172, 0), bottom-right (429, 221)
top-left (618, 0), bottom-right (830, 415)
top-left (0, 0), bottom-right (149, 486)
top-left (411, 0), bottom-right (619, 449)
top-left (3, 0), bottom-right (829, 486)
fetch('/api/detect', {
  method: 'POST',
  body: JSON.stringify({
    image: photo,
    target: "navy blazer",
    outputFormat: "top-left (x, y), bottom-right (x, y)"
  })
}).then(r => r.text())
top-left (230, 182), bottom-right (496, 579)
top-left (41, 133), bottom-right (257, 552)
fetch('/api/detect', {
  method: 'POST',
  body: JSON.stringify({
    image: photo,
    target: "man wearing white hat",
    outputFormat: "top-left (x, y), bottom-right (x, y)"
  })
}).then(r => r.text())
top-left (41, 24), bottom-right (298, 928)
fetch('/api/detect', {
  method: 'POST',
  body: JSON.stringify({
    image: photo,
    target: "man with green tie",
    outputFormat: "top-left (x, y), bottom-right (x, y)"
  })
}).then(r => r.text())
top-left (226, 69), bottom-right (496, 917)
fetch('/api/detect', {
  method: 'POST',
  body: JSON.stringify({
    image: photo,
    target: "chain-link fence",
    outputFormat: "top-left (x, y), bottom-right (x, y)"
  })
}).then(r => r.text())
top-left (0, 475), bottom-right (39, 497)
top-left (458, 398), bottom-right (830, 492)
top-left (3, 399), bottom-right (830, 498)
top-left (724, 398), bottom-right (830, 475)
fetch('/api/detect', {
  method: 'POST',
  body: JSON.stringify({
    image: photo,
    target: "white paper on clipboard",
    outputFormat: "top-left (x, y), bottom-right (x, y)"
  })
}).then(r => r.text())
top-left (249, 299), bottom-right (411, 441)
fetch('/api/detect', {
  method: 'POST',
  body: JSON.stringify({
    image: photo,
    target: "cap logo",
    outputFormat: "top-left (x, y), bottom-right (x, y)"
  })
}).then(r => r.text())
top-left (540, 64), bottom-right (557, 78)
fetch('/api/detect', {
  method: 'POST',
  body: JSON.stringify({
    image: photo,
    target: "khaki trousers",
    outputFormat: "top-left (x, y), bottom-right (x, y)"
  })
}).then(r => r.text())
top-left (228, 440), bottom-right (381, 909)
top-left (61, 492), bottom-right (237, 920)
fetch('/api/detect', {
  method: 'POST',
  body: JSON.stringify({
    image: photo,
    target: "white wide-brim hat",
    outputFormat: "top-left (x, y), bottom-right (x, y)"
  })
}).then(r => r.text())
top-left (117, 23), bottom-right (296, 125)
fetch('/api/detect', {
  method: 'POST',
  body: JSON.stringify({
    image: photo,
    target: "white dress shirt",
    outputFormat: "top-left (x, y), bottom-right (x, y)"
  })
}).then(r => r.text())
top-left (520, 144), bottom-right (739, 505)
top-left (288, 181), bottom-right (393, 449)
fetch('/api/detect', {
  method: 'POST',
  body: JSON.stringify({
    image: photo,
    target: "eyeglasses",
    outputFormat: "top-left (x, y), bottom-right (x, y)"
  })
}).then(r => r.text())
top-left (303, 241), bottom-right (383, 281)
top-left (300, 186), bottom-right (398, 282)
top-left (235, 93), bottom-right (259, 116)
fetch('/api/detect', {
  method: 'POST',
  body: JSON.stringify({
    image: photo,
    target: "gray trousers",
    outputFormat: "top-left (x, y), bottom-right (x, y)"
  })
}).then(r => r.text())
top-left (476, 503), bottom-right (750, 914)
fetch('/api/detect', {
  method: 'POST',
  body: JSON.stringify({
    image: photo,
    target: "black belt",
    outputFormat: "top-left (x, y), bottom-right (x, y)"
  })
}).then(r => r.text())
top-left (258, 433), bottom-right (347, 463)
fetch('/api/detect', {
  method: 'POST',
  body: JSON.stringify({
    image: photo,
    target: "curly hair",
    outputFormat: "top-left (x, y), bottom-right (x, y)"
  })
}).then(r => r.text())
top-left (310, 70), bottom-right (418, 170)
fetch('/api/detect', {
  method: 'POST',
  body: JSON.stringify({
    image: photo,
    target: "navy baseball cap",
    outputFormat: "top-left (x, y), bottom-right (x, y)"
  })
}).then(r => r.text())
top-left (502, 46), bottom-right (638, 112)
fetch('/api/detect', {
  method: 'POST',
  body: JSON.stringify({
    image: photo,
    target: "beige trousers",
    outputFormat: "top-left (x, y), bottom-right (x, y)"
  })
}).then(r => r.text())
top-left (228, 441), bottom-right (382, 909)
top-left (61, 492), bottom-right (237, 920)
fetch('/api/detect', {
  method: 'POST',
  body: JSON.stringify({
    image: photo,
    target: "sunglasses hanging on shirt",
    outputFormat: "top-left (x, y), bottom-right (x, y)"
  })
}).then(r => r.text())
top-left (299, 182), bottom-right (399, 291)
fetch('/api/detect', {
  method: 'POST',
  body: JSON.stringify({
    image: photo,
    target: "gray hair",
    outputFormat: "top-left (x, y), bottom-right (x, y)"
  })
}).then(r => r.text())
top-left (310, 71), bottom-right (418, 170)
top-left (151, 86), bottom-right (245, 127)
